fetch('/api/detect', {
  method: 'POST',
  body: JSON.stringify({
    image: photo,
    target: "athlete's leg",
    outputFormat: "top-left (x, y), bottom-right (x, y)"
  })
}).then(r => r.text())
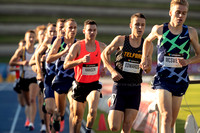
top-left (67, 90), bottom-right (74, 133)
top-left (45, 98), bottom-right (56, 114)
top-left (54, 92), bottom-right (66, 132)
top-left (86, 90), bottom-right (100, 129)
top-left (17, 93), bottom-right (26, 107)
top-left (108, 110), bottom-right (124, 131)
top-left (38, 91), bottom-right (46, 132)
top-left (72, 100), bottom-right (86, 133)
top-left (121, 109), bottom-right (138, 133)
top-left (157, 89), bottom-right (173, 133)
top-left (29, 83), bottom-right (40, 124)
top-left (171, 96), bottom-right (182, 128)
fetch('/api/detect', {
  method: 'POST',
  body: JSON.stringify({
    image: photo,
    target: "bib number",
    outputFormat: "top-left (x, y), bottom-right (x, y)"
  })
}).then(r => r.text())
top-left (82, 64), bottom-right (98, 75)
top-left (164, 54), bottom-right (183, 68)
top-left (122, 61), bottom-right (140, 73)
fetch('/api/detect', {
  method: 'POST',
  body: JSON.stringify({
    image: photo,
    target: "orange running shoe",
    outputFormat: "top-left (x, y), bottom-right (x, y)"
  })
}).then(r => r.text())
top-left (60, 120), bottom-right (65, 132)
top-left (24, 118), bottom-right (29, 128)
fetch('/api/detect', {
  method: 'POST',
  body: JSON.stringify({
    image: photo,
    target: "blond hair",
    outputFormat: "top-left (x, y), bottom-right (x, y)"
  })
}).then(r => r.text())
top-left (170, 0), bottom-right (189, 9)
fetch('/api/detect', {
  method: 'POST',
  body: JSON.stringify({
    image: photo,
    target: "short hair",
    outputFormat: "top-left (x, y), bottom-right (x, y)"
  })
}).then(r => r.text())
top-left (130, 13), bottom-right (146, 24)
top-left (47, 23), bottom-right (56, 28)
top-left (170, 0), bottom-right (189, 9)
top-left (56, 18), bottom-right (66, 25)
top-left (65, 18), bottom-right (76, 27)
top-left (84, 19), bottom-right (97, 28)
top-left (25, 30), bottom-right (35, 35)
top-left (35, 25), bottom-right (46, 37)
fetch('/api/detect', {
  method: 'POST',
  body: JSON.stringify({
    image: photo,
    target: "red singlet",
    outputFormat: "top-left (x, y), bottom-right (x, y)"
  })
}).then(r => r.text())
top-left (74, 40), bottom-right (101, 83)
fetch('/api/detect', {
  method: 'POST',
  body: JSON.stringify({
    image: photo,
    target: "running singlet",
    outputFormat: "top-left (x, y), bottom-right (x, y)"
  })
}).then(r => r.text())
top-left (45, 36), bottom-right (57, 76)
top-left (23, 48), bottom-right (37, 79)
top-left (156, 23), bottom-right (190, 84)
top-left (55, 37), bottom-right (76, 78)
top-left (74, 40), bottom-right (101, 83)
top-left (115, 36), bottom-right (143, 84)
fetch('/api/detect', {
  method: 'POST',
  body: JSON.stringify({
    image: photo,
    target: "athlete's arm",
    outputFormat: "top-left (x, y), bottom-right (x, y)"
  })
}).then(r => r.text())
top-left (35, 41), bottom-right (48, 81)
top-left (46, 37), bottom-right (63, 64)
top-left (140, 25), bottom-right (161, 71)
top-left (178, 27), bottom-right (200, 66)
top-left (99, 42), bottom-right (108, 77)
top-left (101, 35), bottom-right (124, 81)
top-left (145, 43), bottom-right (153, 73)
top-left (63, 42), bottom-right (84, 69)
top-left (9, 47), bottom-right (28, 66)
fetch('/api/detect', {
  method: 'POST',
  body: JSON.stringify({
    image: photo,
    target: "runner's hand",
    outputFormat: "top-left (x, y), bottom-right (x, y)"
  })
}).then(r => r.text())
top-left (111, 71), bottom-right (123, 81)
top-left (82, 53), bottom-right (90, 63)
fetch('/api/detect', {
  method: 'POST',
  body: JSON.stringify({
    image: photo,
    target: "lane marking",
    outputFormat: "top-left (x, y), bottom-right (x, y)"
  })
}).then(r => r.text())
top-left (10, 104), bottom-right (21, 133)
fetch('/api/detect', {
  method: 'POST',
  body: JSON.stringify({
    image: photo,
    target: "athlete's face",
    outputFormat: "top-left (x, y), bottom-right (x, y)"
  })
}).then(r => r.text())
top-left (56, 22), bottom-right (65, 37)
top-left (37, 29), bottom-right (45, 42)
top-left (83, 24), bottom-right (97, 40)
top-left (47, 26), bottom-right (56, 38)
top-left (25, 32), bottom-right (36, 45)
top-left (169, 4), bottom-right (188, 26)
top-left (130, 17), bottom-right (145, 38)
top-left (64, 21), bottom-right (77, 39)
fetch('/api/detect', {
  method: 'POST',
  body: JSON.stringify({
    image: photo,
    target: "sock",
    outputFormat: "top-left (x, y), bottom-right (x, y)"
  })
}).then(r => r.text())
top-left (41, 120), bottom-right (45, 124)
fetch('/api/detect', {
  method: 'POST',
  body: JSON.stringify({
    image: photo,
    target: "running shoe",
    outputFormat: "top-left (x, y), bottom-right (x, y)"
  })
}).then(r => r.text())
top-left (53, 111), bottom-right (60, 131)
top-left (28, 123), bottom-right (34, 131)
top-left (40, 124), bottom-right (46, 133)
top-left (24, 118), bottom-right (30, 128)
top-left (60, 120), bottom-right (65, 132)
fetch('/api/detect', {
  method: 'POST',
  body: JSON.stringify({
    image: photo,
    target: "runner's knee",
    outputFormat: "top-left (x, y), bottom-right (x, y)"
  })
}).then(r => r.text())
top-left (161, 112), bottom-right (172, 125)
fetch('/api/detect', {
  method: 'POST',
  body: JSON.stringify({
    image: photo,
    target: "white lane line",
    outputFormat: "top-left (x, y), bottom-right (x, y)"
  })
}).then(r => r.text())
top-left (10, 104), bottom-right (21, 133)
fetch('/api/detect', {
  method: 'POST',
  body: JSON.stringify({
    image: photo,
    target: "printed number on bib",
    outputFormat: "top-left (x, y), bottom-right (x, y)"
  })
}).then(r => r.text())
top-left (82, 64), bottom-right (98, 75)
top-left (164, 53), bottom-right (183, 68)
top-left (122, 61), bottom-right (140, 73)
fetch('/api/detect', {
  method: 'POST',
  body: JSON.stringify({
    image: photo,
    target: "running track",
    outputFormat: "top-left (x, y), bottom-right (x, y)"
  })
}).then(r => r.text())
top-left (0, 83), bottom-right (70, 133)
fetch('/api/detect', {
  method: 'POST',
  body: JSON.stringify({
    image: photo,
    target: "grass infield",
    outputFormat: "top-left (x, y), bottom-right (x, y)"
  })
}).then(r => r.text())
top-left (83, 83), bottom-right (200, 133)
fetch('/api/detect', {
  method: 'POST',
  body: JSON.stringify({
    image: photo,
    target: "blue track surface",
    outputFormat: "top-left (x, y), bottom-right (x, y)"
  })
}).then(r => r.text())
top-left (0, 83), bottom-right (70, 133)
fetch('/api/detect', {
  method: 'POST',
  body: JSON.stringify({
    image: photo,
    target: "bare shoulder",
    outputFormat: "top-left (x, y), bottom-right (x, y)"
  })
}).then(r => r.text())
top-left (98, 41), bottom-right (107, 50)
top-left (188, 26), bottom-right (198, 35)
top-left (71, 41), bottom-right (81, 51)
top-left (152, 24), bottom-right (163, 35)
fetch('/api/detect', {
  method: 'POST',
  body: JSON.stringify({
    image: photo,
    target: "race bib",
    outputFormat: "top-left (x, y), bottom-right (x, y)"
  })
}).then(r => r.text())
top-left (82, 64), bottom-right (98, 75)
top-left (164, 54), bottom-right (183, 68)
top-left (122, 61), bottom-right (140, 73)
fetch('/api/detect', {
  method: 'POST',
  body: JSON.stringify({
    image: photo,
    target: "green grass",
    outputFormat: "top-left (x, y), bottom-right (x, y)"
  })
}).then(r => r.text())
top-left (177, 84), bottom-right (200, 133)
top-left (82, 84), bottom-right (200, 133)
top-left (1, 0), bottom-right (200, 12)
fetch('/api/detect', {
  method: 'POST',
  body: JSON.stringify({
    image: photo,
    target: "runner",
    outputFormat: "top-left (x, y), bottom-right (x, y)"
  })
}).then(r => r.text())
top-left (9, 30), bottom-right (40, 131)
top-left (46, 18), bottom-right (78, 132)
top-left (63, 19), bottom-right (107, 133)
top-left (140, 0), bottom-right (200, 132)
top-left (34, 23), bottom-right (57, 133)
top-left (29, 24), bottom-right (47, 133)
top-left (101, 13), bottom-right (152, 133)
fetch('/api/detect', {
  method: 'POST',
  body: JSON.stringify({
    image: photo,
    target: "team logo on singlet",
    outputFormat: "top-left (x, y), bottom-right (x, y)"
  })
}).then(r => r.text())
top-left (82, 64), bottom-right (98, 75)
